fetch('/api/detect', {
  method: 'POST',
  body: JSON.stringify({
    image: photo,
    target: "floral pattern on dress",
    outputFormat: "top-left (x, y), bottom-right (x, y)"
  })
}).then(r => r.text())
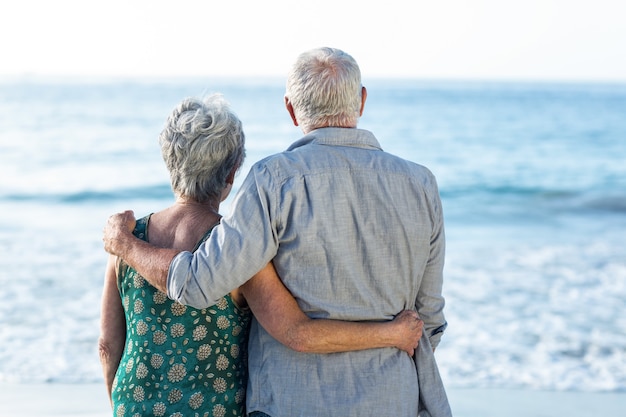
top-left (112, 215), bottom-right (251, 417)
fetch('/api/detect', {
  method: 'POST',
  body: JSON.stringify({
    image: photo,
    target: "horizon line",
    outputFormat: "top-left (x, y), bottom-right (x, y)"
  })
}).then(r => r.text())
top-left (1, 73), bottom-right (626, 87)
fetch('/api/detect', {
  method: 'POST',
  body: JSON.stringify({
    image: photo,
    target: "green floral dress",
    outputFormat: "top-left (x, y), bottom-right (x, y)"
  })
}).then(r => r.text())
top-left (112, 215), bottom-right (251, 417)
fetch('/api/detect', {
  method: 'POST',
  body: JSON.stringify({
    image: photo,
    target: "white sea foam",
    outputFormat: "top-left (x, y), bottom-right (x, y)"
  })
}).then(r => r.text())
top-left (438, 231), bottom-right (626, 391)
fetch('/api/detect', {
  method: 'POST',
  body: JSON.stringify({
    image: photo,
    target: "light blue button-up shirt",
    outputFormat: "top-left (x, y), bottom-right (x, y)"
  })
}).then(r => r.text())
top-left (167, 127), bottom-right (447, 417)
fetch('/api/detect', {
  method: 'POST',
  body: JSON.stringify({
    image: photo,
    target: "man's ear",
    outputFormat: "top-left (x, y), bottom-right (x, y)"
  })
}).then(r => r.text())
top-left (285, 96), bottom-right (299, 126)
top-left (359, 86), bottom-right (367, 117)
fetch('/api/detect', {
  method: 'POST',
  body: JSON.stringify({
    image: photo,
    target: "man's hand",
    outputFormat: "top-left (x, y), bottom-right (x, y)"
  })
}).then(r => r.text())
top-left (390, 310), bottom-right (423, 356)
top-left (103, 210), bottom-right (137, 257)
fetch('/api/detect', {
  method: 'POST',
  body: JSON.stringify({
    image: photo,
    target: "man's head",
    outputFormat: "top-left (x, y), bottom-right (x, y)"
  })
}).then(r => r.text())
top-left (285, 47), bottom-right (367, 133)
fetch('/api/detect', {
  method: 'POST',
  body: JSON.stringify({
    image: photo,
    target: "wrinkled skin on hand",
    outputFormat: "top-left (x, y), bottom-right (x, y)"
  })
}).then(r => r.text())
top-left (392, 310), bottom-right (424, 356)
top-left (102, 210), bottom-right (137, 256)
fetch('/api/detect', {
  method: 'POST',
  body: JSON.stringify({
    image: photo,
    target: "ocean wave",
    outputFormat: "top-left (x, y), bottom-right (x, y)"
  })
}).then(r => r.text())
top-left (441, 185), bottom-right (626, 214)
top-left (580, 195), bottom-right (626, 213)
top-left (0, 184), bottom-right (172, 204)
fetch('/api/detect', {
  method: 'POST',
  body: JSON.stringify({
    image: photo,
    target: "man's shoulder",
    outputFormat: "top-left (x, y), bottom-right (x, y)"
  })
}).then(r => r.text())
top-left (251, 150), bottom-right (292, 169)
top-left (379, 149), bottom-right (437, 178)
top-left (247, 150), bottom-right (298, 183)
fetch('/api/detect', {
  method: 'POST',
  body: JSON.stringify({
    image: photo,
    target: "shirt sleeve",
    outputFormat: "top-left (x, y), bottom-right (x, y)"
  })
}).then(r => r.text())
top-left (415, 173), bottom-right (447, 349)
top-left (166, 164), bottom-right (279, 308)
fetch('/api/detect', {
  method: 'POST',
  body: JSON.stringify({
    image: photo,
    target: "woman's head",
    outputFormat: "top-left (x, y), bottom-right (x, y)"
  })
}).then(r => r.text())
top-left (159, 94), bottom-right (245, 203)
top-left (285, 47), bottom-right (363, 132)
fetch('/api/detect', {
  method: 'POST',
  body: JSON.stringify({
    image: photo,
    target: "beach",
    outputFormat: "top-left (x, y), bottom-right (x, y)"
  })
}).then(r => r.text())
top-left (0, 382), bottom-right (624, 417)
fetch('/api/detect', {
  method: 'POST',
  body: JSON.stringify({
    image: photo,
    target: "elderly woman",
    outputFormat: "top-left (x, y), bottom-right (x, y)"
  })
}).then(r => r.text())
top-left (99, 94), bottom-right (422, 417)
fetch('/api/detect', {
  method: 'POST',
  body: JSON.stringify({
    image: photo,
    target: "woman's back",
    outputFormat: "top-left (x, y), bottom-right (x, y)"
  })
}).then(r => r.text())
top-left (111, 214), bottom-right (251, 417)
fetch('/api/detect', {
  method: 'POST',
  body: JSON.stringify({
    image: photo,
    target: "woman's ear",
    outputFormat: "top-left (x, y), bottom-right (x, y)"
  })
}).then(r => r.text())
top-left (220, 182), bottom-right (233, 202)
top-left (226, 164), bottom-right (238, 185)
top-left (221, 164), bottom-right (239, 202)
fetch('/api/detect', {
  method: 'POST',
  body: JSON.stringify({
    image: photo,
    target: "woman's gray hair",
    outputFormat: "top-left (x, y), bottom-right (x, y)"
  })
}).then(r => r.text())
top-left (285, 47), bottom-right (362, 132)
top-left (159, 94), bottom-right (245, 203)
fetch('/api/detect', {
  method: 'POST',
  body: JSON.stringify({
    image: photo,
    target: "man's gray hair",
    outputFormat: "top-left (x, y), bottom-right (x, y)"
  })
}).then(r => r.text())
top-left (286, 47), bottom-right (362, 132)
top-left (159, 94), bottom-right (245, 203)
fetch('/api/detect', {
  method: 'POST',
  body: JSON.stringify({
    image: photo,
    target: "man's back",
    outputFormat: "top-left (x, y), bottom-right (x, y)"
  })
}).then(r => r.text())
top-left (245, 127), bottom-right (446, 416)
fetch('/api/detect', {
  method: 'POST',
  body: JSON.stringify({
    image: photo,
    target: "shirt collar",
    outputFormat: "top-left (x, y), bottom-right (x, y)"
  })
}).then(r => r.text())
top-left (286, 127), bottom-right (382, 152)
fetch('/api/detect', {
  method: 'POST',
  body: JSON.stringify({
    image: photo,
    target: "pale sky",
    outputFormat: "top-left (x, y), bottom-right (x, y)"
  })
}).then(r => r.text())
top-left (1, 0), bottom-right (625, 82)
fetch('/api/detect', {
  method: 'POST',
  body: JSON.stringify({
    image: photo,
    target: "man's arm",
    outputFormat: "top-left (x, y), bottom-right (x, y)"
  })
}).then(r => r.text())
top-left (416, 176), bottom-right (447, 350)
top-left (241, 263), bottom-right (423, 355)
top-left (102, 210), bottom-right (179, 293)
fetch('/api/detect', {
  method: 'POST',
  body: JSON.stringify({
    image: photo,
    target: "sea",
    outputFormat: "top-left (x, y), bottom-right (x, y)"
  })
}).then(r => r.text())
top-left (0, 76), bottom-right (624, 393)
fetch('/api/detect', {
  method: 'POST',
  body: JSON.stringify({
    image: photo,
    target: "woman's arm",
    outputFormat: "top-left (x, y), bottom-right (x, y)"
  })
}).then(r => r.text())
top-left (98, 255), bottom-right (127, 405)
top-left (239, 263), bottom-right (423, 355)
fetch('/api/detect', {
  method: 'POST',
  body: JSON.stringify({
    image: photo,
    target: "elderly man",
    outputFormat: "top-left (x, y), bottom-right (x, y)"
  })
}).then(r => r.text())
top-left (103, 47), bottom-right (450, 417)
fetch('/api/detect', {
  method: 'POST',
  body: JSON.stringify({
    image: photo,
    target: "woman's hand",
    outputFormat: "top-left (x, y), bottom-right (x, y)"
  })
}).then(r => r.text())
top-left (389, 310), bottom-right (423, 356)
